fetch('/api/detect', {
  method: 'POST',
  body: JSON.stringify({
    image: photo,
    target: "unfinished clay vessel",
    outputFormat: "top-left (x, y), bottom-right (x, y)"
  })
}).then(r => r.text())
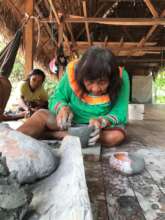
top-left (109, 152), bottom-right (145, 175)
top-left (68, 125), bottom-right (94, 148)
top-left (0, 153), bottom-right (32, 220)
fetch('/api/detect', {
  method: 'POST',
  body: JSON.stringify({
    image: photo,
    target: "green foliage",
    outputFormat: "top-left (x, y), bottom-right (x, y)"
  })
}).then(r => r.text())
top-left (154, 68), bottom-right (165, 104)
top-left (9, 56), bottom-right (24, 83)
top-left (155, 68), bottom-right (165, 90)
top-left (44, 76), bottom-right (57, 96)
top-left (156, 96), bottom-right (165, 104)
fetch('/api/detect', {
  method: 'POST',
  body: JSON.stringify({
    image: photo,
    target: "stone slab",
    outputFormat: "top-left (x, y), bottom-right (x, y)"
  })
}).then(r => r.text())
top-left (25, 136), bottom-right (93, 220)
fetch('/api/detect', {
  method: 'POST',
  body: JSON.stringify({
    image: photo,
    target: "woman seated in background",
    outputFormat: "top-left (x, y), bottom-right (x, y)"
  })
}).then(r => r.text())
top-left (17, 68), bottom-right (48, 117)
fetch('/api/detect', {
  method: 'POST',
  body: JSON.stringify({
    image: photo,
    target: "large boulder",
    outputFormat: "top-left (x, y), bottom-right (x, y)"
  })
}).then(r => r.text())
top-left (0, 124), bottom-right (59, 184)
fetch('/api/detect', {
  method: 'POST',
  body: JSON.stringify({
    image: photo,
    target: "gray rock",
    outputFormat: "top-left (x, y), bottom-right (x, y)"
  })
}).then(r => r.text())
top-left (0, 154), bottom-right (32, 220)
top-left (0, 124), bottom-right (59, 184)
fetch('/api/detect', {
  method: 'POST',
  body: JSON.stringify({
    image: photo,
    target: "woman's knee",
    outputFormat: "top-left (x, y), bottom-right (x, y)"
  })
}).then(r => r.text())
top-left (33, 109), bottom-right (50, 118)
top-left (34, 109), bottom-right (57, 128)
top-left (100, 129), bottom-right (126, 147)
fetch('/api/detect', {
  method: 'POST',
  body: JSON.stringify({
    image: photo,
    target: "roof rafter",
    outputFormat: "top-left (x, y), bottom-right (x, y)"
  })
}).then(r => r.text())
top-left (77, 3), bottom-right (106, 40)
top-left (35, 4), bottom-right (57, 46)
top-left (143, 0), bottom-right (159, 17)
top-left (82, 1), bottom-right (92, 46)
top-left (48, 0), bottom-right (69, 46)
top-left (139, 9), bottom-right (165, 47)
top-left (41, 17), bottom-right (165, 26)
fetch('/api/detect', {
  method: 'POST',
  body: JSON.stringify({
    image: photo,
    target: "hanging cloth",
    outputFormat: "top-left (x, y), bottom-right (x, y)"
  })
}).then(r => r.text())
top-left (0, 29), bottom-right (22, 78)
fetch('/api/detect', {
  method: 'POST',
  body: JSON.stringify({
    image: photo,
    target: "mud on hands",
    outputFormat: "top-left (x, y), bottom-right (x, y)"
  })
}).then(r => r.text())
top-left (88, 117), bottom-right (110, 146)
top-left (56, 106), bottom-right (73, 130)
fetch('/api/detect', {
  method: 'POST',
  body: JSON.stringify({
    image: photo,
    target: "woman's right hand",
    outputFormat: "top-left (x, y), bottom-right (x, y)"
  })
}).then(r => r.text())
top-left (56, 106), bottom-right (73, 130)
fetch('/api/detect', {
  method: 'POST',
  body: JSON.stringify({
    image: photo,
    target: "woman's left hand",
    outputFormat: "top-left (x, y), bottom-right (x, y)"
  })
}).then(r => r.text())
top-left (89, 117), bottom-right (110, 129)
top-left (88, 118), bottom-right (110, 146)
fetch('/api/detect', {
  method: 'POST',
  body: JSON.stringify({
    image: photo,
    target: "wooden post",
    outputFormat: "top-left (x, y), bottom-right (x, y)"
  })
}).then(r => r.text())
top-left (24, 0), bottom-right (34, 75)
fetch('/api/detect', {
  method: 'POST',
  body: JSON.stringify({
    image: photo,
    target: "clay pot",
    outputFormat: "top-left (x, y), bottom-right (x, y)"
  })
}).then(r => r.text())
top-left (68, 125), bottom-right (94, 148)
top-left (109, 152), bottom-right (145, 175)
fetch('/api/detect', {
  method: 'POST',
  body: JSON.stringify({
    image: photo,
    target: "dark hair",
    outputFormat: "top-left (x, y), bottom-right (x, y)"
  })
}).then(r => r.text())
top-left (75, 46), bottom-right (122, 104)
top-left (27, 69), bottom-right (46, 82)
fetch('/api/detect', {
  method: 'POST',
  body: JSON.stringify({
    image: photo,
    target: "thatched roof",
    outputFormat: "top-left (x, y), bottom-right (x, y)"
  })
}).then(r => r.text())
top-left (0, 0), bottom-right (165, 74)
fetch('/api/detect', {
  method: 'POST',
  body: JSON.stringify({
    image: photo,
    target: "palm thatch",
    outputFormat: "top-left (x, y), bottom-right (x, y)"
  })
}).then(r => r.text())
top-left (0, 0), bottom-right (165, 74)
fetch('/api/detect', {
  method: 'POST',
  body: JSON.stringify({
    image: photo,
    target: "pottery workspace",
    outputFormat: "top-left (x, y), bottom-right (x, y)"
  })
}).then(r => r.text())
top-left (0, 1), bottom-right (165, 220)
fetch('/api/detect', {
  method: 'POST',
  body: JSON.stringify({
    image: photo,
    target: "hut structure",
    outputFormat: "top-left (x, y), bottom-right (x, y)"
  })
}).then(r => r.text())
top-left (0, 0), bottom-right (165, 76)
top-left (0, 1), bottom-right (165, 220)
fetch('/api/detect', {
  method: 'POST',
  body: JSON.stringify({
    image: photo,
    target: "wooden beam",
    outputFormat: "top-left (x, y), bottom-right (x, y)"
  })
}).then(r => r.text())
top-left (24, 0), bottom-right (34, 75)
top-left (35, 4), bottom-right (57, 46)
top-left (139, 9), bottom-right (165, 46)
top-left (116, 37), bottom-right (124, 55)
top-left (143, 0), bottom-right (159, 17)
top-left (122, 27), bottom-right (134, 42)
top-left (48, 0), bottom-right (69, 45)
top-left (58, 2), bottom-right (75, 44)
top-left (77, 3), bottom-right (106, 40)
top-left (119, 58), bottom-right (165, 63)
top-left (58, 23), bottom-right (64, 46)
top-left (62, 41), bottom-right (163, 56)
top-left (82, 1), bottom-right (92, 45)
top-left (63, 41), bottom-right (157, 48)
top-left (65, 23), bottom-right (75, 43)
top-left (41, 17), bottom-right (165, 26)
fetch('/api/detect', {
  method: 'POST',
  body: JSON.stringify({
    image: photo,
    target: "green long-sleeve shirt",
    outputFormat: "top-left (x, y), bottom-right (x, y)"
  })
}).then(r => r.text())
top-left (49, 61), bottom-right (130, 127)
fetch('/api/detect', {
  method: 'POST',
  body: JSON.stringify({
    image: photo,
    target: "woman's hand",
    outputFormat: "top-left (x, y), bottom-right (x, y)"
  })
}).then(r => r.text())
top-left (89, 117), bottom-right (110, 129)
top-left (56, 106), bottom-right (73, 130)
top-left (88, 117), bottom-right (110, 146)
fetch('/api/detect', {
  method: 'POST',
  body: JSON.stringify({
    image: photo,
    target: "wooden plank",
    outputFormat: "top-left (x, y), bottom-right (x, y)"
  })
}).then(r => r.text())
top-left (129, 170), bottom-right (165, 220)
top-left (82, 144), bottom-right (101, 162)
top-left (102, 158), bottom-right (145, 220)
top-left (136, 148), bottom-right (165, 194)
top-left (85, 160), bottom-right (108, 220)
top-left (24, 0), bottom-right (34, 75)
top-left (102, 143), bottom-right (165, 220)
